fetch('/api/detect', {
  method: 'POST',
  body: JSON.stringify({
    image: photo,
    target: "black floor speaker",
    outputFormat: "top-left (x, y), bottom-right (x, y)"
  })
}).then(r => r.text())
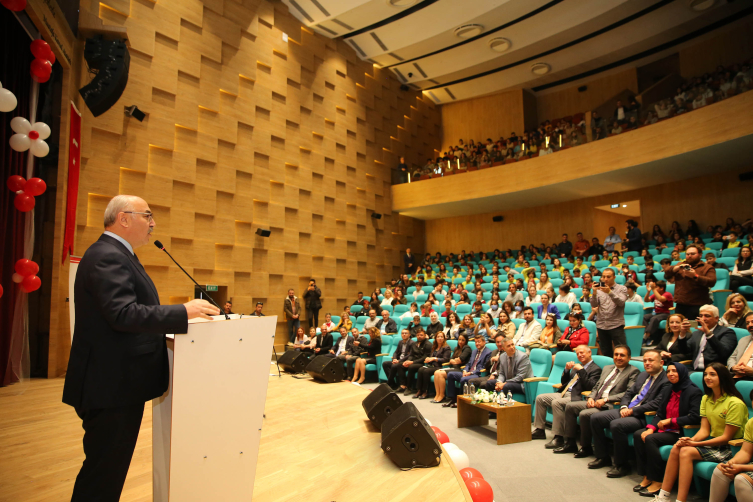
top-left (380, 402), bottom-right (442, 469)
top-left (306, 355), bottom-right (345, 383)
top-left (362, 383), bottom-right (403, 430)
top-left (278, 350), bottom-right (309, 373)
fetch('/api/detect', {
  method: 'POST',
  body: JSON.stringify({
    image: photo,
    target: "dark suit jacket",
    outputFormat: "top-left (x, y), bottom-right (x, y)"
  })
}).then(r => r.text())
top-left (392, 339), bottom-right (412, 362)
top-left (561, 360), bottom-right (602, 401)
top-left (303, 286), bottom-right (322, 310)
top-left (649, 384), bottom-right (702, 429)
top-left (464, 347), bottom-right (492, 376)
top-left (625, 227), bottom-right (643, 251)
top-left (284, 296), bottom-right (301, 320)
top-left (408, 339), bottom-right (433, 364)
top-left (375, 318), bottom-right (398, 334)
top-left (331, 335), bottom-right (354, 356)
top-left (449, 345), bottom-right (473, 370)
top-left (687, 325), bottom-right (737, 369)
top-left (656, 333), bottom-right (691, 362)
top-left (404, 253), bottom-right (414, 274)
top-left (62, 234), bottom-right (188, 410)
top-left (589, 364), bottom-right (640, 403)
top-left (426, 321), bottom-right (443, 338)
top-left (426, 346), bottom-right (452, 368)
top-left (619, 371), bottom-right (671, 419)
top-left (314, 332), bottom-right (333, 354)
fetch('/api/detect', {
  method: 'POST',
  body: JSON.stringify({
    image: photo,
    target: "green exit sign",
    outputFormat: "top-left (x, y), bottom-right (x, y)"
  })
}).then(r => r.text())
top-left (206, 285), bottom-right (218, 292)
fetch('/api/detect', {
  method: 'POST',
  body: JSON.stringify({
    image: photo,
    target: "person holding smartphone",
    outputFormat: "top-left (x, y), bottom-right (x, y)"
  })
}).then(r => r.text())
top-left (589, 269), bottom-right (628, 357)
top-left (664, 244), bottom-right (716, 320)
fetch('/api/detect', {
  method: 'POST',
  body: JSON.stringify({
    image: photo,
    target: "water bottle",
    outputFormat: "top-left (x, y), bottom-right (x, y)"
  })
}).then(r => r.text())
top-left (507, 390), bottom-right (513, 406)
top-left (463, 383), bottom-right (469, 395)
top-left (470, 383), bottom-right (475, 396)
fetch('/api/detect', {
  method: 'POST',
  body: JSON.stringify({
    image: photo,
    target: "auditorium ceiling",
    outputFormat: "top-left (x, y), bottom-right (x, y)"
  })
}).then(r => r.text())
top-left (281, 0), bottom-right (753, 103)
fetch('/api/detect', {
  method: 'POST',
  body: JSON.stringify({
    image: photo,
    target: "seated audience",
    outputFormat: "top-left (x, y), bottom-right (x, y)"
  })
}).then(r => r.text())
top-left (709, 408), bottom-right (753, 502)
top-left (513, 307), bottom-right (543, 348)
top-left (556, 313), bottom-right (590, 353)
top-left (374, 309), bottom-right (397, 335)
top-left (537, 293), bottom-right (560, 319)
top-left (343, 327), bottom-right (366, 379)
top-left (588, 350), bottom-right (670, 477)
top-left (401, 329), bottom-right (433, 395)
top-left (414, 332), bottom-right (451, 399)
top-left (554, 345), bottom-right (639, 456)
top-left (531, 345), bottom-right (602, 448)
top-left (445, 311), bottom-right (462, 339)
top-left (291, 326), bottom-right (310, 350)
top-left (625, 283), bottom-right (643, 303)
top-left (485, 337), bottom-right (533, 395)
top-left (723, 292), bottom-right (752, 328)
top-left (465, 334), bottom-right (506, 391)
top-left (351, 327), bottom-right (382, 384)
top-left (632, 362), bottom-right (703, 497)
top-left (334, 307), bottom-right (353, 332)
top-left (727, 312), bottom-right (753, 380)
top-left (327, 327), bottom-right (353, 364)
top-left (731, 246), bottom-right (753, 296)
top-left (426, 311), bottom-right (444, 338)
top-left (504, 283), bottom-right (524, 304)
top-left (444, 334), bottom-right (491, 409)
top-left (381, 329), bottom-right (413, 390)
top-left (686, 305), bottom-right (737, 371)
top-left (643, 280), bottom-right (674, 345)
top-left (433, 333), bottom-right (472, 403)
top-left (496, 311), bottom-right (516, 339)
top-left (656, 313), bottom-right (692, 363)
top-left (652, 363), bottom-right (747, 502)
top-left (529, 313), bottom-right (561, 349)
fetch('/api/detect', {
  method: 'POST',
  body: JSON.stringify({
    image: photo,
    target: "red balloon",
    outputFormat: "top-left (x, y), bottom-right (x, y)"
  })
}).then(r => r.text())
top-left (25, 178), bottom-right (46, 196)
top-left (47, 50), bottom-right (56, 65)
top-left (0, 284), bottom-right (3, 299)
top-left (21, 275), bottom-right (41, 293)
top-left (14, 192), bottom-right (35, 212)
top-left (31, 72), bottom-right (51, 84)
top-left (30, 40), bottom-right (50, 59)
top-left (15, 258), bottom-right (39, 277)
top-left (430, 426), bottom-right (450, 444)
top-left (7, 175), bottom-right (26, 192)
top-left (0, 0), bottom-right (27, 11)
top-left (464, 478), bottom-right (494, 502)
top-left (459, 467), bottom-right (484, 481)
top-left (30, 58), bottom-right (52, 78)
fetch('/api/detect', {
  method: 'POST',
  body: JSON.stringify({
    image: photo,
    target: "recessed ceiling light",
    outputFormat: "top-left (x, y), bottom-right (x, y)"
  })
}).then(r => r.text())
top-left (454, 24), bottom-right (484, 39)
top-left (388, 0), bottom-right (417, 6)
top-left (622, 204), bottom-right (627, 208)
top-left (488, 37), bottom-right (511, 53)
top-left (531, 62), bottom-right (550, 75)
top-left (689, 0), bottom-right (714, 11)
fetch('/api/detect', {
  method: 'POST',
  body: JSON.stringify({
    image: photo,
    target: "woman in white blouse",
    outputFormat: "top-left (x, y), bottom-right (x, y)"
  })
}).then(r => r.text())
top-left (381, 290), bottom-right (394, 307)
top-left (401, 302), bottom-right (419, 320)
top-left (525, 284), bottom-right (541, 306)
top-left (536, 271), bottom-right (552, 291)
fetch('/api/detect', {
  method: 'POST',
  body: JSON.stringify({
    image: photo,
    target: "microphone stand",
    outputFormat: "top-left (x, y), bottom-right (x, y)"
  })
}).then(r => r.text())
top-left (156, 244), bottom-right (230, 320)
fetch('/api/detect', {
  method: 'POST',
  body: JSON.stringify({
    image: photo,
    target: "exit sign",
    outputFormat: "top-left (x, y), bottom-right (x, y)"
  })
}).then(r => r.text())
top-left (206, 285), bottom-right (218, 292)
top-left (611, 204), bottom-right (619, 208)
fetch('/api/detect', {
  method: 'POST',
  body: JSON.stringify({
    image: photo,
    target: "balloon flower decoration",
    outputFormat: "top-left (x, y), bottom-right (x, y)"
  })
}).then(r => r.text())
top-left (9, 117), bottom-right (51, 157)
top-left (12, 258), bottom-right (41, 293)
top-left (7, 174), bottom-right (47, 212)
top-left (0, 81), bottom-right (17, 112)
top-left (29, 39), bottom-right (56, 83)
top-left (0, 0), bottom-right (26, 11)
top-left (427, 426), bottom-right (496, 502)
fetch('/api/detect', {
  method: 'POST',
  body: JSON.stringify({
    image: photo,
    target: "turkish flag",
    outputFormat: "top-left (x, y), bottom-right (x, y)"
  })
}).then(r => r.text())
top-left (62, 102), bottom-right (81, 263)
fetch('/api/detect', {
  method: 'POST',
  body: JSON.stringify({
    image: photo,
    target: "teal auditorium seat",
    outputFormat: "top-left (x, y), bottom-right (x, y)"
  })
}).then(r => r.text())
top-left (350, 305), bottom-right (363, 315)
top-left (393, 305), bottom-right (409, 315)
top-left (623, 302), bottom-right (645, 358)
top-left (531, 351), bottom-right (578, 421)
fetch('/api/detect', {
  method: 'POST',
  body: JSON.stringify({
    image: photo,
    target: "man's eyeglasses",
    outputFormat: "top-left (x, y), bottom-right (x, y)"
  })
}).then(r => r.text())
top-left (124, 211), bottom-right (154, 223)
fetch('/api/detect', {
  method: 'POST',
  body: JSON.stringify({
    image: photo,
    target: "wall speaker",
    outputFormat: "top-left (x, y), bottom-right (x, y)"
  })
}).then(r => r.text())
top-left (371, 213), bottom-right (382, 219)
top-left (306, 355), bottom-right (344, 383)
top-left (79, 36), bottom-right (130, 117)
top-left (362, 383), bottom-right (403, 430)
top-left (255, 228), bottom-right (271, 237)
top-left (125, 105), bottom-right (146, 121)
top-left (578, 85), bottom-right (588, 92)
top-left (380, 402), bottom-right (441, 469)
top-left (492, 215), bottom-right (504, 222)
top-left (739, 171), bottom-right (753, 182)
top-left (277, 350), bottom-right (309, 373)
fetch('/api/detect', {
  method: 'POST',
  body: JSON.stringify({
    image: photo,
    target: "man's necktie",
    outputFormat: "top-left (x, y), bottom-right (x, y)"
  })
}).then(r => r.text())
top-left (593, 369), bottom-right (619, 401)
top-left (470, 351), bottom-right (481, 372)
top-left (629, 376), bottom-right (653, 408)
top-left (562, 372), bottom-right (578, 398)
top-left (694, 335), bottom-right (708, 370)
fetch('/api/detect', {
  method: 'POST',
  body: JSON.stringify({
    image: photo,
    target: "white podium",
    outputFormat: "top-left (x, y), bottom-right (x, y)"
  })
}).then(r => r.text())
top-left (152, 315), bottom-right (277, 501)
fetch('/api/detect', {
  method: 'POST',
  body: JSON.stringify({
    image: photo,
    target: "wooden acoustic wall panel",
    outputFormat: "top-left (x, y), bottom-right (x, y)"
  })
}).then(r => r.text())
top-left (72, 0), bottom-right (440, 350)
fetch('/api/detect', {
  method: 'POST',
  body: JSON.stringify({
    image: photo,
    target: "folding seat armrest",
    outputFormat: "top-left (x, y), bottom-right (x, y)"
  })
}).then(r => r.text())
top-left (523, 377), bottom-right (548, 382)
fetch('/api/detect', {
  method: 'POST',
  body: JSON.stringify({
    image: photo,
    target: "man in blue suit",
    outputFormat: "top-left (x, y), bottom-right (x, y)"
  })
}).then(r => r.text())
top-left (443, 334), bottom-right (491, 409)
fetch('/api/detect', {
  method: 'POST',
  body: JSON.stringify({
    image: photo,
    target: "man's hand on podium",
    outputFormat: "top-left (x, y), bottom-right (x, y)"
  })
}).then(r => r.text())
top-left (184, 299), bottom-right (221, 320)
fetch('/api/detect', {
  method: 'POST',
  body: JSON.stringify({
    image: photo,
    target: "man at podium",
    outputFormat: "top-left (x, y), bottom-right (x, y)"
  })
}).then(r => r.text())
top-left (62, 195), bottom-right (219, 502)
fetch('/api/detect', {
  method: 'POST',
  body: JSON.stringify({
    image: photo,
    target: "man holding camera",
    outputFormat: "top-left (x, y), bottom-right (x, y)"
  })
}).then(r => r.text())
top-left (589, 269), bottom-right (628, 358)
top-left (663, 244), bottom-right (716, 320)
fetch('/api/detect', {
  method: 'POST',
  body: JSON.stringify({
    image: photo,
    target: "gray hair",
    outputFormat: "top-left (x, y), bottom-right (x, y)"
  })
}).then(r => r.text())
top-left (700, 304), bottom-right (720, 317)
top-left (103, 195), bottom-right (137, 228)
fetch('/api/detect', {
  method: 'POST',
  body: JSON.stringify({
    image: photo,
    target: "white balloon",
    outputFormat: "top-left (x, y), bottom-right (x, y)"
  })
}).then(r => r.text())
top-left (10, 117), bottom-right (31, 134)
top-left (443, 442), bottom-right (460, 452)
top-left (0, 88), bottom-right (17, 113)
top-left (30, 139), bottom-right (49, 157)
top-left (32, 122), bottom-right (51, 140)
top-left (9, 134), bottom-right (31, 152)
top-left (12, 273), bottom-right (24, 283)
top-left (447, 448), bottom-right (469, 470)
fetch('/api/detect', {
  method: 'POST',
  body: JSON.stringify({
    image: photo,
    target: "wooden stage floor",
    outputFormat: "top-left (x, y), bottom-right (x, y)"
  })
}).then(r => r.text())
top-left (0, 373), bottom-right (471, 501)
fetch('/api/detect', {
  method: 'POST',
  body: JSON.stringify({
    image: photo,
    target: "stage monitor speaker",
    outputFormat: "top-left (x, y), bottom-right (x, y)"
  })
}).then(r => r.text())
top-left (306, 355), bottom-right (344, 383)
top-left (739, 171), bottom-right (753, 182)
top-left (362, 383), bottom-right (403, 430)
top-left (380, 402), bottom-right (441, 469)
top-left (255, 228), bottom-right (271, 237)
top-left (277, 350), bottom-right (309, 373)
top-left (79, 36), bottom-right (130, 117)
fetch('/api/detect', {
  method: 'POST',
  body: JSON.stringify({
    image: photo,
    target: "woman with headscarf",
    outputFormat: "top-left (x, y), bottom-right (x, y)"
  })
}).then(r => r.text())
top-left (632, 362), bottom-right (703, 497)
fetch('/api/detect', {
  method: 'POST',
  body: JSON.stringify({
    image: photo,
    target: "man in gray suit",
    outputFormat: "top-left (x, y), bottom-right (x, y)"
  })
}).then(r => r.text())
top-left (484, 336), bottom-right (533, 394)
top-left (727, 312), bottom-right (753, 381)
top-left (553, 345), bottom-right (639, 456)
top-left (532, 345), bottom-right (602, 449)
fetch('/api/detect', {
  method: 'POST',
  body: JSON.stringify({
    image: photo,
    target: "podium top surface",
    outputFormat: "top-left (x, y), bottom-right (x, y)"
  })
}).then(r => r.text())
top-left (252, 375), bottom-right (472, 502)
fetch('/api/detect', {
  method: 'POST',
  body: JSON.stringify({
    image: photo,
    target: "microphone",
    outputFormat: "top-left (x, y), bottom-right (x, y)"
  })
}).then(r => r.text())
top-left (153, 240), bottom-right (229, 320)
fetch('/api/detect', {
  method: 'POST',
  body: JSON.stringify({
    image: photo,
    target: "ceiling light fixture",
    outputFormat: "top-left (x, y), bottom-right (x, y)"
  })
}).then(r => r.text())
top-left (531, 62), bottom-right (551, 75)
top-left (388, 0), bottom-right (417, 7)
top-left (488, 37), bottom-right (511, 53)
top-left (689, 0), bottom-right (715, 12)
top-left (454, 24), bottom-right (484, 39)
